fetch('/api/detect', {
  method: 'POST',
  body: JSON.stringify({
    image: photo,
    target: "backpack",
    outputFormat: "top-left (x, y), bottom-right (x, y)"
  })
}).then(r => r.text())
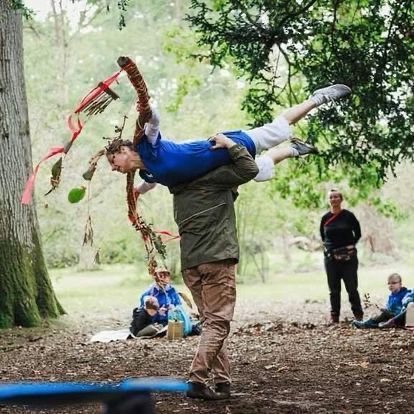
top-left (168, 305), bottom-right (192, 336)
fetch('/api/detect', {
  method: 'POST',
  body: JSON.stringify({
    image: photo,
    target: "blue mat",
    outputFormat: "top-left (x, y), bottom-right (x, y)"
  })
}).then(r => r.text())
top-left (0, 377), bottom-right (188, 405)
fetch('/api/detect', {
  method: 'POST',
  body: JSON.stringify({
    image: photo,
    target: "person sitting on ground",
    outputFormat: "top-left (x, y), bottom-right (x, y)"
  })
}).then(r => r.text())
top-left (138, 267), bottom-right (182, 327)
top-left (130, 267), bottom-right (199, 338)
top-left (106, 84), bottom-right (351, 192)
top-left (129, 267), bottom-right (181, 337)
top-left (129, 295), bottom-right (161, 337)
top-left (353, 273), bottom-right (412, 329)
top-left (376, 288), bottom-right (414, 329)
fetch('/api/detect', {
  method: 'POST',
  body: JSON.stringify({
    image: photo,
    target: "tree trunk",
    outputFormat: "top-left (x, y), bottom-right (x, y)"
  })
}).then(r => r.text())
top-left (50, 0), bottom-right (69, 106)
top-left (0, 2), bottom-right (64, 328)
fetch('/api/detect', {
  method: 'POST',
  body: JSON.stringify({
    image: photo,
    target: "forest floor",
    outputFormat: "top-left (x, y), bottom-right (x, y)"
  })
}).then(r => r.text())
top-left (0, 265), bottom-right (413, 413)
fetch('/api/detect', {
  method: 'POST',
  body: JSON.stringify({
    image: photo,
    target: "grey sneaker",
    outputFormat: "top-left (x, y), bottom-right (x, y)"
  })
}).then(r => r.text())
top-left (310, 84), bottom-right (351, 106)
top-left (290, 137), bottom-right (319, 157)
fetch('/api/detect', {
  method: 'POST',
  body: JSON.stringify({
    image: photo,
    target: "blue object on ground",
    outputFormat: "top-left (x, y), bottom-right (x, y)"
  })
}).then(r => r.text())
top-left (0, 377), bottom-right (188, 413)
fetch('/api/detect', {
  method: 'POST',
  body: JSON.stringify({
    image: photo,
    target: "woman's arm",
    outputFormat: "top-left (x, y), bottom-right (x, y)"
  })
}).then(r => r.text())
top-left (144, 107), bottom-right (160, 146)
top-left (351, 213), bottom-right (362, 243)
top-left (134, 181), bottom-right (157, 199)
top-left (320, 217), bottom-right (325, 242)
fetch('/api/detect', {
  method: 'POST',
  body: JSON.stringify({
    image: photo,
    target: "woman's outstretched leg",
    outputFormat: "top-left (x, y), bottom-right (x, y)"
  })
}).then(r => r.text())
top-left (247, 84), bottom-right (351, 153)
top-left (254, 137), bottom-right (318, 182)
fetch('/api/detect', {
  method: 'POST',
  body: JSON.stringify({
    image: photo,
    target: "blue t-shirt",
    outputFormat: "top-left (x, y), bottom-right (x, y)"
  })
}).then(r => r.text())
top-left (136, 130), bottom-right (256, 188)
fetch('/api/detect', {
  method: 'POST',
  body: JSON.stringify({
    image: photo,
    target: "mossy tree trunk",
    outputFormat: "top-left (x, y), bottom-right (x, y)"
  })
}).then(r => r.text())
top-left (0, 1), bottom-right (64, 328)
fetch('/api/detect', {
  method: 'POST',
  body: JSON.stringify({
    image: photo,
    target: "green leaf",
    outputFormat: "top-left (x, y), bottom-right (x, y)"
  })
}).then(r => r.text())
top-left (68, 187), bottom-right (86, 204)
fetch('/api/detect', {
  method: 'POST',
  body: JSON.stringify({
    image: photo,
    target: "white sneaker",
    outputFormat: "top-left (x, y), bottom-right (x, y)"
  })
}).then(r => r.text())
top-left (310, 84), bottom-right (351, 106)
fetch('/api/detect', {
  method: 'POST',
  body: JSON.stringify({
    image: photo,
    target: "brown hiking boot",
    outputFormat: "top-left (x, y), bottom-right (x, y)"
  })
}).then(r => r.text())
top-left (215, 382), bottom-right (231, 399)
top-left (186, 381), bottom-right (224, 400)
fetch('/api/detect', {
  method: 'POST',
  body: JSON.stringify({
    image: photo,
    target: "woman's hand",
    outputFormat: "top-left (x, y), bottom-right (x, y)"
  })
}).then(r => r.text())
top-left (209, 133), bottom-right (236, 150)
top-left (133, 187), bottom-right (141, 201)
top-left (158, 306), bottom-right (168, 316)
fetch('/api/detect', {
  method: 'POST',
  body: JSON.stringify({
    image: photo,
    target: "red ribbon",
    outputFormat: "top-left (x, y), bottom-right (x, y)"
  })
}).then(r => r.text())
top-left (324, 211), bottom-right (342, 226)
top-left (21, 69), bottom-right (123, 205)
top-left (21, 146), bottom-right (65, 204)
top-left (155, 230), bottom-right (180, 243)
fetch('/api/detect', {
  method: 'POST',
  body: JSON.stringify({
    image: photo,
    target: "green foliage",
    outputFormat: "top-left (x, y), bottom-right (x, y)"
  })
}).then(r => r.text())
top-left (369, 197), bottom-right (404, 220)
top-left (22, 0), bottom-right (414, 274)
top-left (23, 0), bottom-right (250, 269)
top-left (186, 0), bottom-right (414, 188)
top-left (10, 0), bottom-right (33, 19)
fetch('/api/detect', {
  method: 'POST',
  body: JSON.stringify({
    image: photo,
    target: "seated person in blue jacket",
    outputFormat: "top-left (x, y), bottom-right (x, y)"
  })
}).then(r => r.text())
top-left (129, 267), bottom-right (183, 337)
top-left (377, 288), bottom-right (414, 329)
top-left (353, 273), bottom-right (413, 329)
top-left (106, 84), bottom-right (351, 193)
top-left (139, 266), bottom-right (182, 326)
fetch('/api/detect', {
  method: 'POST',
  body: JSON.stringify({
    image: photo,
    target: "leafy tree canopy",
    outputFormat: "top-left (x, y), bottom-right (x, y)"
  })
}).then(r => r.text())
top-left (186, 0), bottom-right (414, 203)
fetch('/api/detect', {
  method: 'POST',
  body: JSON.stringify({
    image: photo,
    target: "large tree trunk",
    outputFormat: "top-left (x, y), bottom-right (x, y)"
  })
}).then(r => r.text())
top-left (0, 1), bottom-right (64, 328)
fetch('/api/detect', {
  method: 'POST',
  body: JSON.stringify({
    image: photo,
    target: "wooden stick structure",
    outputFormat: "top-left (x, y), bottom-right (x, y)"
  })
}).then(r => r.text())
top-left (117, 56), bottom-right (166, 276)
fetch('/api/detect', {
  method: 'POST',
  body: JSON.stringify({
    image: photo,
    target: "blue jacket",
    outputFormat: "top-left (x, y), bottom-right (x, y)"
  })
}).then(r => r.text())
top-left (139, 284), bottom-right (182, 325)
top-left (385, 287), bottom-right (410, 315)
top-left (402, 289), bottom-right (414, 307)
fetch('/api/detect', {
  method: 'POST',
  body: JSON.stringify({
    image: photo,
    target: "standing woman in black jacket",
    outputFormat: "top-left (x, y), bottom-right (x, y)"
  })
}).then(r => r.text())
top-left (320, 189), bottom-right (364, 323)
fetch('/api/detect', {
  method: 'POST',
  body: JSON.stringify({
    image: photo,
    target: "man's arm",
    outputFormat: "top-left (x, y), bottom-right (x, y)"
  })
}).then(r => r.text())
top-left (205, 146), bottom-right (259, 188)
top-left (186, 134), bottom-right (259, 190)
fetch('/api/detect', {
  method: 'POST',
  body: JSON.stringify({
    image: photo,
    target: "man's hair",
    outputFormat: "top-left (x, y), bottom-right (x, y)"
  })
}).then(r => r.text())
top-left (387, 273), bottom-right (402, 283)
top-left (144, 295), bottom-right (160, 311)
top-left (328, 188), bottom-right (343, 201)
top-left (105, 138), bottom-right (133, 155)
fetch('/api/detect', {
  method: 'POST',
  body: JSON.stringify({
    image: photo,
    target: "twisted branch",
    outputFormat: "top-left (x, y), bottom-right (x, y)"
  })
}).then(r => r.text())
top-left (117, 56), bottom-right (166, 276)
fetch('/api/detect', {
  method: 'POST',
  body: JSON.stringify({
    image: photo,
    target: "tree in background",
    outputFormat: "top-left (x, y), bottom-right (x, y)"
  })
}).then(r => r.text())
top-left (187, 0), bottom-right (414, 200)
top-left (17, 0), bottom-right (410, 277)
top-left (0, 1), bottom-right (64, 328)
top-left (21, 0), bottom-right (252, 270)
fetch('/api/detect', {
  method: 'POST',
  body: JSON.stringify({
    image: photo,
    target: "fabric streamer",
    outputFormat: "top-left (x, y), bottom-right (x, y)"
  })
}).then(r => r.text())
top-left (21, 69), bottom-right (123, 205)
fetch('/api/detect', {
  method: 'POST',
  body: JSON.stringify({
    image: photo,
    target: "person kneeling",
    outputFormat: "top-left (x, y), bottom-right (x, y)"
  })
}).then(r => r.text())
top-left (129, 296), bottom-right (164, 338)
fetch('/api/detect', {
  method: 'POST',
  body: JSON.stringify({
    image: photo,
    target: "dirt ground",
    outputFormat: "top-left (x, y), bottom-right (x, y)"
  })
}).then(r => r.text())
top-left (0, 302), bottom-right (413, 414)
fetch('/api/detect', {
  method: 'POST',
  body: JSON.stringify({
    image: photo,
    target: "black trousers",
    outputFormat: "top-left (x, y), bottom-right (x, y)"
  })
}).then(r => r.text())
top-left (371, 309), bottom-right (393, 324)
top-left (324, 255), bottom-right (363, 317)
top-left (371, 309), bottom-right (406, 326)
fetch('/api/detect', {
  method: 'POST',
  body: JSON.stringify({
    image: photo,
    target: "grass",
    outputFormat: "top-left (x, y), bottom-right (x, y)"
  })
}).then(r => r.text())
top-left (49, 253), bottom-right (413, 319)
